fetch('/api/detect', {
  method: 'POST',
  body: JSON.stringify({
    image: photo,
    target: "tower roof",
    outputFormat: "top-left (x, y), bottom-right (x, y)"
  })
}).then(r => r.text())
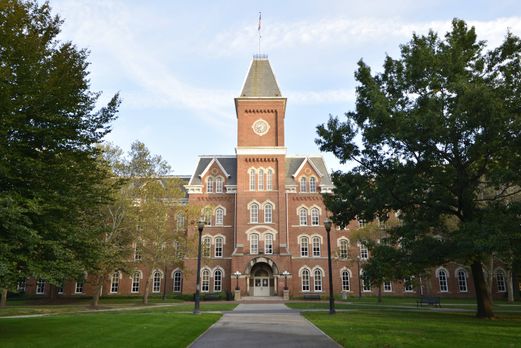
top-left (240, 55), bottom-right (282, 97)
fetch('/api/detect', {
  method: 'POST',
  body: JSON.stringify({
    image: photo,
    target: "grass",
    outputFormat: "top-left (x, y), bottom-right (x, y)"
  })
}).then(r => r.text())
top-left (287, 298), bottom-right (521, 347)
top-left (0, 307), bottom-right (222, 348)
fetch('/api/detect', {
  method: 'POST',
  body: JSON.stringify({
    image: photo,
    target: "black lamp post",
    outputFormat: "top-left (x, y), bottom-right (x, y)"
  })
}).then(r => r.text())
top-left (324, 218), bottom-right (335, 314)
top-left (234, 271), bottom-right (241, 290)
top-left (193, 219), bottom-right (205, 315)
top-left (282, 270), bottom-right (290, 290)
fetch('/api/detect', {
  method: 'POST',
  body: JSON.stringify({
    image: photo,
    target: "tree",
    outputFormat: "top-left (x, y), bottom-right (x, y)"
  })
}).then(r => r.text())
top-left (316, 19), bottom-right (521, 318)
top-left (0, 1), bottom-right (120, 305)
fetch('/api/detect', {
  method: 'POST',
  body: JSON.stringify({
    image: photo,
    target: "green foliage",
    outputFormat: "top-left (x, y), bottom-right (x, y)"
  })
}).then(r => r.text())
top-left (316, 19), bottom-right (521, 317)
top-left (0, 0), bottom-right (120, 290)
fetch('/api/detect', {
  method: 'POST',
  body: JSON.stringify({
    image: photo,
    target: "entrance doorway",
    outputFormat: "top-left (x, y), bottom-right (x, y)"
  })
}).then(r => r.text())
top-left (249, 263), bottom-right (274, 296)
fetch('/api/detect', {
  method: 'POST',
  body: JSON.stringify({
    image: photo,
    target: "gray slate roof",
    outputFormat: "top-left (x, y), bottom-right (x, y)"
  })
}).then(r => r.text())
top-left (188, 156), bottom-right (332, 187)
top-left (240, 58), bottom-right (282, 97)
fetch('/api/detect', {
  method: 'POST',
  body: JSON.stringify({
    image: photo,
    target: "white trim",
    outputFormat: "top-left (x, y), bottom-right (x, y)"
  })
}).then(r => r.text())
top-left (292, 157), bottom-right (324, 178)
top-left (199, 158), bottom-right (231, 179)
top-left (236, 146), bottom-right (287, 155)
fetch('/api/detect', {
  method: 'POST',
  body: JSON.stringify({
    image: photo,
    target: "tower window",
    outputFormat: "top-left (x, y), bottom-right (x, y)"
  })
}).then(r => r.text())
top-left (249, 169), bottom-right (256, 191)
top-left (258, 169), bottom-right (264, 191)
top-left (250, 203), bottom-right (259, 223)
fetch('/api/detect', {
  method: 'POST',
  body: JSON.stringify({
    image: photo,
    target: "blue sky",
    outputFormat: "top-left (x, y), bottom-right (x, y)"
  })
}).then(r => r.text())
top-left (48, 0), bottom-right (521, 175)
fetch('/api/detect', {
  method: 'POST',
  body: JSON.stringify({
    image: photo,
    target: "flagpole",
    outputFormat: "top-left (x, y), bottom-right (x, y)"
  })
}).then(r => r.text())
top-left (258, 12), bottom-right (261, 55)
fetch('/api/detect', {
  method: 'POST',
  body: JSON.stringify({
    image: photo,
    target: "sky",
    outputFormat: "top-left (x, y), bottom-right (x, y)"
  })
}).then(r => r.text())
top-left (47, 0), bottom-right (521, 175)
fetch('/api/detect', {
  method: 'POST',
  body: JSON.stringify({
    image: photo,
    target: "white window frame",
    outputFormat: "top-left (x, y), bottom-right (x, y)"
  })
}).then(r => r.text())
top-left (176, 213), bottom-right (185, 231)
top-left (309, 176), bottom-right (316, 192)
top-left (214, 270), bottom-right (222, 292)
top-left (201, 269), bottom-right (210, 292)
top-left (300, 177), bottom-right (307, 192)
top-left (359, 244), bottom-right (369, 260)
top-left (266, 169), bottom-right (273, 191)
top-left (496, 270), bottom-right (507, 292)
top-left (457, 269), bottom-right (468, 293)
top-left (314, 269), bottom-right (323, 292)
top-left (249, 169), bottom-right (256, 191)
top-left (264, 203), bottom-right (273, 223)
top-left (110, 272), bottom-right (120, 293)
top-left (173, 271), bottom-right (182, 292)
top-left (152, 271), bottom-right (162, 293)
top-left (299, 208), bottom-right (308, 226)
top-left (36, 279), bottom-right (45, 295)
top-left (403, 277), bottom-right (414, 292)
top-left (202, 236), bottom-right (211, 257)
top-left (312, 236), bottom-right (321, 257)
top-left (131, 272), bottom-right (141, 293)
top-left (250, 233), bottom-right (259, 254)
top-left (383, 281), bottom-right (392, 292)
top-left (339, 239), bottom-right (348, 259)
top-left (311, 208), bottom-right (320, 226)
top-left (207, 177), bottom-right (213, 193)
top-left (258, 169), bottom-right (264, 191)
top-left (361, 270), bottom-right (371, 292)
top-left (341, 270), bottom-right (350, 291)
top-left (215, 208), bottom-right (224, 226)
top-left (215, 177), bottom-right (223, 193)
top-left (215, 237), bottom-right (223, 258)
top-left (438, 269), bottom-right (448, 293)
top-left (250, 203), bottom-right (259, 223)
top-left (265, 233), bottom-right (273, 254)
top-left (301, 269), bottom-right (310, 292)
top-left (300, 236), bottom-right (309, 257)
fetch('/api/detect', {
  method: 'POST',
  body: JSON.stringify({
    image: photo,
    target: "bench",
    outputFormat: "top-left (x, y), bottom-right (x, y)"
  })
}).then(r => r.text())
top-left (203, 293), bottom-right (221, 301)
top-left (416, 296), bottom-right (441, 307)
top-left (303, 294), bottom-right (321, 301)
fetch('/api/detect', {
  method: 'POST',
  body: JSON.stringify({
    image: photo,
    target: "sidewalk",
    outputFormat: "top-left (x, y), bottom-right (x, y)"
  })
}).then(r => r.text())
top-left (189, 303), bottom-right (341, 348)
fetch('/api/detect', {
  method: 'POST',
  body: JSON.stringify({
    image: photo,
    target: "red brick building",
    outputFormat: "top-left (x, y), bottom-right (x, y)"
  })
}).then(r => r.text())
top-left (20, 56), bottom-right (512, 300)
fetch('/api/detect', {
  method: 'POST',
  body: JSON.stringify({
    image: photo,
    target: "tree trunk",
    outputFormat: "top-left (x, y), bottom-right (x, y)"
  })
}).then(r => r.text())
top-left (92, 277), bottom-right (103, 308)
top-left (377, 284), bottom-right (382, 303)
top-left (471, 261), bottom-right (495, 318)
top-left (49, 284), bottom-right (56, 302)
top-left (486, 255), bottom-right (494, 305)
top-left (143, 276), bottom-right (151, 305)
top-left (1, 288), bottom-right (7, 307)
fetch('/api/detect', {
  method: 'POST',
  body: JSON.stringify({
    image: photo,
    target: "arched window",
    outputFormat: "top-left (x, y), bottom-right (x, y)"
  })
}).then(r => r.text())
top-left (264, 203), bottom-right (273, 223)
top-left (202, 236), bottom-right (211, 257)
top-left (215, 177), bottom-right (223, 193)
top-left (314, 269), bottom-right (323, 292)
top-left (361, 270), bottom-right (371, 291)
top-left (300, 177), bottom-right (307, 192)
top-left (438, 269), bottom-right (448, 292)
top-left (249, 169), bottom-right (256, 191)
top-left (300, 236), bottom-right (309, 257)
top-left (258, 169), bottom-right (264, 190)
top-left (309, 177), bottom-right (316, 192)
top-left (131, 272), bottom-right (141, 293)
top-left (339, 239), bottom-right (349, 259)
top-left (311, 208), bottom-right (320, 226)
top-left (496, 270), bottom-right (506, 292)
top-left (152, 271), bottom-right (162, 293)
top-left (341, 270), bottom-right (350, 291)
top-left (299, 208), bottom-right (308, 226)
top-left (214, 269), bottom-right (222, 292)
top-left (203, 207), bottom-right (212, 226)
top-left (201, 269), bottom-right (210, 292)
top-left (266, 169), bottom-right (273, 191)
top-left (359, 244), bottom-right (369, 260)
top-left (457, 269), bottom-right (467, 292)
top-left (265, 233), bottom-right (273, 254)
top-left (215, 208), bottom-right (224, 225)
top-left (207, 177), bottom-right (213, 193)
top-left (301, 269), bottom-right (310, 291)
top-left (250, 203), bottom-right (259, 223)
top-left (215, 237), bottom-right (223, 258)
top-left (176, 213), bottom-right (185, 231)
top-left (173, 271), bottom-right (182, 292)
top-left (312, 236), bottom-right (321, 257)
top-left (250, 234), bottom-right (259, 254)
top-left (110, 271), bottom-right (120, 293)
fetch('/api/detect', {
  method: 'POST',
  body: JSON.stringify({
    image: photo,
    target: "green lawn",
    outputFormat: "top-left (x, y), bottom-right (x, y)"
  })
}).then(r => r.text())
top-left (286, 300), bottom-right (521, 348)
top-left (0, 307), bottom-right (222, 348)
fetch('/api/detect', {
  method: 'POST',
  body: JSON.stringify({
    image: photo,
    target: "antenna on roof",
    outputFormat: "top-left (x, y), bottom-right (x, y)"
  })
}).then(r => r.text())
top-left (258, 12), bottom-right (262, 55)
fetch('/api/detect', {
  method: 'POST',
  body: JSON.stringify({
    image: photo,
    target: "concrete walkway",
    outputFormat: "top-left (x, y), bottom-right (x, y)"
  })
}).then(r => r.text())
top-left (189, 303), bottom-right (341, 348)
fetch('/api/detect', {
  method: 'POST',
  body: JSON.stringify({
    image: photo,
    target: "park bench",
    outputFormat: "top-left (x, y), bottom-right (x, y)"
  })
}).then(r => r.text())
top-left (303, 293), bottom-right (321, 300)
top-left (203, 293), bottom-right (221, 301)
top-left (416, 296), bottom-right (441, 307)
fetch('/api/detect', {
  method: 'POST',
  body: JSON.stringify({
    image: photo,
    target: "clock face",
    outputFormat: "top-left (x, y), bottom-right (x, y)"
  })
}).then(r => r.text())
top-left (252, 119), bottom-right (269, 135)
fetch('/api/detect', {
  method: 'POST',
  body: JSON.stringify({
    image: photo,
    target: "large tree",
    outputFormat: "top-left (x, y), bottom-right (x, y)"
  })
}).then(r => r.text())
top-left (0, 0), bottom-right (120, 305)
top-left (317, 19), bottom-right (521, 318)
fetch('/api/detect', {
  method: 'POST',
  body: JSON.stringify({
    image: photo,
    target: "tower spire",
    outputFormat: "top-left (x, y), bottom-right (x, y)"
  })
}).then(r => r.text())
top-left (258, 12), bottom-right (262, 55)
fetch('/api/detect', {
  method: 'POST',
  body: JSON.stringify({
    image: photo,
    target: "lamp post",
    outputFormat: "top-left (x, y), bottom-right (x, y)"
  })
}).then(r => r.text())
top-left (234, 271), bottom-right (241, 290)
top-left (193, 219), bottom-right (205, 315)
top-left (324, 218), bottom-right (335, 314)
top-left (357, 255), bottom-right (362, 299)
top-left (282, 270), bottom-right (290, 290)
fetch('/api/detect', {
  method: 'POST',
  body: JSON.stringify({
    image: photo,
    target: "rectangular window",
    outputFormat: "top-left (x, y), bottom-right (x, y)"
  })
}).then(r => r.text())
top-left (36, 279), bottom-right (45, 294)
top-left (214, 271), bottom-right (222, 292)
top-left (342, 271), bottom-right (350, 291)
top-left (258, 169), bottom-right (264, 191)
top-left (250, 234), bottom-right (259, 254)
top-left (264, 204), bottom-right (273, 223)
top-left (309, 177), bottom-right (316, 192)
top-left (249, 170), bottom-right (256, 191)
top-left (265, 234), bottom-right (273, 254)
top-left (314, 271), bottom-right (323, 292)
top-left (56, 281), bottom-right (64, 294)
top-left (215, 177), bottom-right (223, 193)
top-left (203, 237), bottom-right (211, 257)
top-left (75, 281), bottom-right (84, 294)
top-left (131, 273), bottom-right (140, 293)
top-left (111, 272), bottom-right (120, 293)
top-left (266, 170), bottom-right (273, 191)
top-left (339, 240), bottom-right (348, 259)
top-left (302, 271), bottom-right (310, 292)
top-left (404, 278), bottom-right (414, 292)
top-left (384, 281), bottom-right (392, 292)
top-left (202, 271), bottom-right (210, 292)
top-left (152, 272), bottom-right (161, 293)
top-left (497, 271), bottom-right (507, 292)
top-left (299, 209), bottom-right (308, 226)
top-left (360, 244), bottom-right (369, 260)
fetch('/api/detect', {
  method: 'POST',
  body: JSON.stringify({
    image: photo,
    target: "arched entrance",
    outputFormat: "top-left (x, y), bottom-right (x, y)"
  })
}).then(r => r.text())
top-left (245, 257), bottom-right (279, 297)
